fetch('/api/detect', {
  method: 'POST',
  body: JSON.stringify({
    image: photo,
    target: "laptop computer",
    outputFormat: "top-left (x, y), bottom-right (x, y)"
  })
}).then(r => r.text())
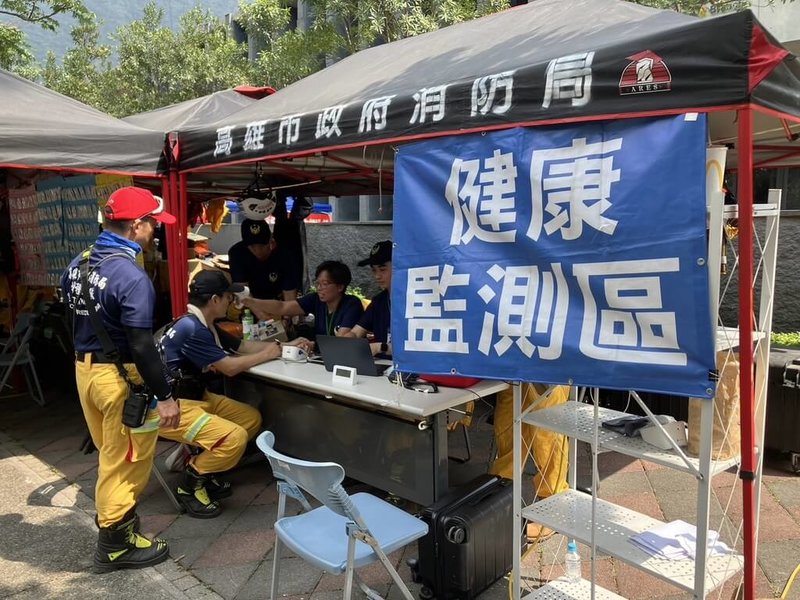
top-left (314, 335), bottom-right (391, 377)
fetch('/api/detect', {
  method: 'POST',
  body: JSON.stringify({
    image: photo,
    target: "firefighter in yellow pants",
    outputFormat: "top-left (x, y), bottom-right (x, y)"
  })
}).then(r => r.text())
top-left (158, 271), bottom-right (314, 518)
top-left (63, 187), bottom-right (181, 573)
top-left (490, 383), bottom-right (570, 540)
top-left (76, 359), bottom-right (163, 523)
top-left (159, 390), bottom-right (262, 516)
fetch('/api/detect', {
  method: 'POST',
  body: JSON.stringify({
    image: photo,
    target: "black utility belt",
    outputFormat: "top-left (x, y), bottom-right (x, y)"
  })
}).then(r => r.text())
top-left (75, 351), bottom-right (134, 364)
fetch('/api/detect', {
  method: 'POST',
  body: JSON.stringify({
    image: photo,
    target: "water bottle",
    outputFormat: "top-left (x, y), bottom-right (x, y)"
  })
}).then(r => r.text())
top-left (242, 309), bottom-right (254, 340)
top-left (565, 541), bottom-right (582, 583)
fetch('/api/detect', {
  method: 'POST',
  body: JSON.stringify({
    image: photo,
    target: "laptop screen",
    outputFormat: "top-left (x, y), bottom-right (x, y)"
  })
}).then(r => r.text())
top-left (314, 335), bottom-right (389, 377)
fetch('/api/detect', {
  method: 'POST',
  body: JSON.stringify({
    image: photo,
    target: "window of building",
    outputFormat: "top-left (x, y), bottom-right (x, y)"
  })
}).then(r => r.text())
top-left (331, 195), bottom-right (393, 222)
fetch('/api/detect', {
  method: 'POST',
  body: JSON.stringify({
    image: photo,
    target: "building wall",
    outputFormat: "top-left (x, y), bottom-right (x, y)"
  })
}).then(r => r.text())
top-left (751, 2), bottom-right (800, 47)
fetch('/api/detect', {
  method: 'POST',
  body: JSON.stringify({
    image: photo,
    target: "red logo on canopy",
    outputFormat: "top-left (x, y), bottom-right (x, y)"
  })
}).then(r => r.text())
top-left (619, 51), bottom-right (672, 95)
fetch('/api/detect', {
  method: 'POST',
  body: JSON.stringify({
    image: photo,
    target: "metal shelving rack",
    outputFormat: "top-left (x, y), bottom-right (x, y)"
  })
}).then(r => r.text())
top-left (512, 191), bottom-right (781, 600)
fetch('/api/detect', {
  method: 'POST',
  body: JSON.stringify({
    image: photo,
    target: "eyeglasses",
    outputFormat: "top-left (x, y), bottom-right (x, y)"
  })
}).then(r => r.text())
top-left (315, 280), bottom-right (337, 289)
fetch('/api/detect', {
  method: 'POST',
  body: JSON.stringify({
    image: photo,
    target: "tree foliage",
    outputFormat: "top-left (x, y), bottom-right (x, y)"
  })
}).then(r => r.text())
top-left (0, 0), bottom-right (88, 72)
top-left (632, 1), bottom-right (751, 15)
top-left (43, 2), bottom-right (252, 117)
top-left (41, 12), bottom-right (109, 107)
top-left (238, 0), bottom-right (513, 89)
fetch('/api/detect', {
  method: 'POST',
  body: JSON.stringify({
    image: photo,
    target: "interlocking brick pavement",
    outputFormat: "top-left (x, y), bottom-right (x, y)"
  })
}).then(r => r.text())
top-left (2, 386), bottom-right (800, 600)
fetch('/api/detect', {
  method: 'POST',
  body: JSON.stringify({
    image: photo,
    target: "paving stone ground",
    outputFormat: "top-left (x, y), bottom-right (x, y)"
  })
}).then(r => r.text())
top-left (1, 382), bottom-right (799, 600)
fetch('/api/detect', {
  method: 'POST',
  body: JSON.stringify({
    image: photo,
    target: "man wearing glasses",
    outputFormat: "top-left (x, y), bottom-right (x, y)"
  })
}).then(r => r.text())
top-left (62, 186), bottom-right (180, 572)
top-left (157, 270), bottom-right (311, 518)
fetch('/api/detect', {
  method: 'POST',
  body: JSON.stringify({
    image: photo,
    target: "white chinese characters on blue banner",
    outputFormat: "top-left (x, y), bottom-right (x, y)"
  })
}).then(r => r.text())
top-left (392, 115), bottom-right (715, 398)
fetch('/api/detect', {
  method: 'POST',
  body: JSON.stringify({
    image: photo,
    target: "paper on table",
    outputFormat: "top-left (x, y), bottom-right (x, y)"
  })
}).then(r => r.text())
top-left (630, 520), bottom-right (733, 560)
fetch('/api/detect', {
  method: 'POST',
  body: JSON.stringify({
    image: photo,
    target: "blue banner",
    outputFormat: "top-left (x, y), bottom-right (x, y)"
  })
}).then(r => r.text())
top-left (392, 115), bottom-right (715, 398)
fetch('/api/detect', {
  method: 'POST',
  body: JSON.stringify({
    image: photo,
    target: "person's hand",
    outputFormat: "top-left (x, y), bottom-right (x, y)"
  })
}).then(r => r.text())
top-left (157, 397), bottom-right (181, 429)
top-left (260, 341), bottom-right (282, 362)
top-left (233, 286), bottom-right (250, 309)
top-left (289, 337), bottom-right (313, 354)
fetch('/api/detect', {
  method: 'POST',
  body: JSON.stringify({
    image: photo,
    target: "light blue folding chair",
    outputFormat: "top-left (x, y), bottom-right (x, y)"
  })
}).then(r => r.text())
top-left (0, 312), bottom-right (44, 406)
top-left (256, 431), bottom-right (428, 600)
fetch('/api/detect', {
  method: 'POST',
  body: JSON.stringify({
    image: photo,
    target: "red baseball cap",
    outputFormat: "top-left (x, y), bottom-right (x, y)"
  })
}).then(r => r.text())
top-left (104, 186), bottom-right (177, 225)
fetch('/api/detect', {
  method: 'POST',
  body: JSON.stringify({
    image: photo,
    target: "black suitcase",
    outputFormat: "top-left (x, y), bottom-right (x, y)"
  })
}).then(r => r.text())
top-left (411, 474), bottom-right (515, 600)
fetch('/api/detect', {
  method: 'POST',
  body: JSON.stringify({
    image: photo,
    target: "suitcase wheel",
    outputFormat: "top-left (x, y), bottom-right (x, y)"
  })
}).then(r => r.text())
top-left (419, 585), bottom-right (434, 600)
top-left (406, 558), bottom-right (420, 583)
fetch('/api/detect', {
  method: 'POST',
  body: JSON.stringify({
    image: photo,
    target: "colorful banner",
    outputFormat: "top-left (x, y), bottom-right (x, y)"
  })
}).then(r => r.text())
top-left (392, 115), bottom-right (715, 398)
top-left (7, 175), bottom-right (132, 286)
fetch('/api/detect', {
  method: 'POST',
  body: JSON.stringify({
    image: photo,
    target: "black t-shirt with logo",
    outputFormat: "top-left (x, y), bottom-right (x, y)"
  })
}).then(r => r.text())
top-left (228, 241), bottom-right (299, 300)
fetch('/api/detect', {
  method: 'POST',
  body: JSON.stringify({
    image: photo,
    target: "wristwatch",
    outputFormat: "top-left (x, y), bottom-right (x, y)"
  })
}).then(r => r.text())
top-left (380, 342), bottom-right (389, 353)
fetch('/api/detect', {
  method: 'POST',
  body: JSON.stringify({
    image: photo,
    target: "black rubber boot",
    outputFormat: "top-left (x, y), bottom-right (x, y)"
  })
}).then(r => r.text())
top-left (176, 465), bottom-right (223, 519)
top-left (205, 473), bottom-right (233, 501)
top-left (93, 510), bottom-right (169, 573)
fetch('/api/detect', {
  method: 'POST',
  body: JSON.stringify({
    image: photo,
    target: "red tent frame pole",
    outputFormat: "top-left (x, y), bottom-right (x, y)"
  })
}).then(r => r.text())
top-left (168, 170), bottom-right (185, 318)
top-left (737, 106), bottom-right (756, 600)
top-left (176, 171), bottom-right (189, 311)
top-left (161, 177), bottom-right (177, 319)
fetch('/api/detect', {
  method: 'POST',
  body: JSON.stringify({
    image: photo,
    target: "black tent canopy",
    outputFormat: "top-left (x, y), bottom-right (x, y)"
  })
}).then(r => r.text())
top-left (122, 85), bottom-right (275, 132)
top-left (176, 0), bottom-right (800, 196)
top-left (0, 68), bottom-right (167, 176)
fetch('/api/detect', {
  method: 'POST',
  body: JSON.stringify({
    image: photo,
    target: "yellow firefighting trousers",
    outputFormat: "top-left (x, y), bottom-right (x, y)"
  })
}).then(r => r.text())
top-left (489, 383), bottom-right (570, 498)
top-left (159, 391), bottom-right (261, 475)
top-left (75, 355), bottom-right (161, 528)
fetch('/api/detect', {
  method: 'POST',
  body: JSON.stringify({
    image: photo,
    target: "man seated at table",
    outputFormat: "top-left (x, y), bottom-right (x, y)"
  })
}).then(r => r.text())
top-left (228, 219), bottom-right (298, 302)
top-left (243, 260), bottom-right (363, 339)
top-left (345, 240), bottom-right (392, 356)
top-left (159, 270), bottom-right (312, 518)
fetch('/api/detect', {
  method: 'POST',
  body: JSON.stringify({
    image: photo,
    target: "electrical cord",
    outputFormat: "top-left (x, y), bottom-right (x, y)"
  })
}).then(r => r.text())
top-left (780, 561), bottom-right (800, 599)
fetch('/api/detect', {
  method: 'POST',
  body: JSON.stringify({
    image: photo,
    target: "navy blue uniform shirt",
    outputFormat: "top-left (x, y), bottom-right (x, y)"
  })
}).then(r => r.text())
top-left (159, 314), bottom-right (242, 393)
top-left (228, 241), bottom-right (298, 300)
top-left (357, 289), bottom-right (391, 344)
top-left (296, 293), bottom-right (363, 337)
top-left (61, 232), bottom-right (154, 355)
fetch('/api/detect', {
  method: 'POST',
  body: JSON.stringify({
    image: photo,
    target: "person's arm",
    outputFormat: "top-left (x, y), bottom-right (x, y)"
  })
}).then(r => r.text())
top-left (124, 326), bottom-right (172, 399)
top-left (124, 325), bottom-right (180, 428)
top-left (210, 341), bottom-right (283, 377)
top-left (281, 288), bottom-right (298, 302)
top-left (345, 324), bottom-right (368, 339)
top-left (238, 336), bottom-right (313, 355)
top-left (242, 297), bottom-right (304, 320)
top-left (334, 296), bottom-right (364, 337)
top-left (343, 324), bottom-right (383, 355)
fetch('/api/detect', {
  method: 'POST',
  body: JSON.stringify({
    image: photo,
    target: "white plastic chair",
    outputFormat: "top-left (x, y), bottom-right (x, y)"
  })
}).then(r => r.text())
top-left (0, 312), bottom-right (44, 406)
top-left (256, 431), bottom-right (428, 600)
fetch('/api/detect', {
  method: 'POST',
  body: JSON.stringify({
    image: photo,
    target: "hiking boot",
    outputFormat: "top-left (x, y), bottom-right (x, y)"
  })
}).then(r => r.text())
top-left (176, 465), bottom-right (223, 519)
top-left (93, 510), bottom-right (169, 573)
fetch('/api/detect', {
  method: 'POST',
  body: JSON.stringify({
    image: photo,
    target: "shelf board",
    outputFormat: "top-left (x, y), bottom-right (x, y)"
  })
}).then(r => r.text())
top-left (523, 579), bottom-right (626, 600)
top-left (522, 491), bottom-right (743, 594)
top-left (716, 326), bottom-right (766, 352)
top-left (522, 402), bottom-right (739, 476)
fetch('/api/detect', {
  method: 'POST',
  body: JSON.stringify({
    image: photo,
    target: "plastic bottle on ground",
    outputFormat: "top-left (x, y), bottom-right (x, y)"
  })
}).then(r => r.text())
top-left (565, 540), bottom-right (581, 583)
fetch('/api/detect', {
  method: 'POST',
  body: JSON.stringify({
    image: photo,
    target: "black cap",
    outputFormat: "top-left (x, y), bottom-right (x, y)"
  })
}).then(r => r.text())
top-left (358, 240), bottom-right (392, 266)
top-left (241, 219), bottom-right (271, 245)
top-left (190, 270), bottom-right (244, 296)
